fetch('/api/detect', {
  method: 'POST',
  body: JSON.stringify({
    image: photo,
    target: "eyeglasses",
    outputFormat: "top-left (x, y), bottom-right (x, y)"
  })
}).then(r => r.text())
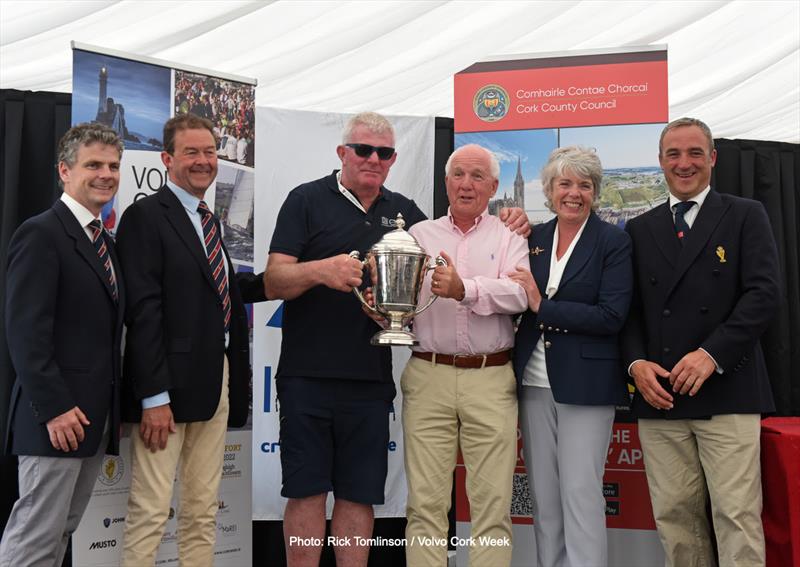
top-left (345, 143), bottom-right (395, 160)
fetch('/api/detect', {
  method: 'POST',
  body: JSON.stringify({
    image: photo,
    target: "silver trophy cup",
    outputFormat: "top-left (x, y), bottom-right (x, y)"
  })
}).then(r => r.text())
top-left (350, 214), bottom-right (446, 346)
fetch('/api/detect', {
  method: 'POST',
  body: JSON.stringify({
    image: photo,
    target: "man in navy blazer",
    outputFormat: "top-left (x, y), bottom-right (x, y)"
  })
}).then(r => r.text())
top-left (621, 118), bottom-right (780, 567)
top-left (1, 123), bottom-right (125, 566)
top-left (116, 113), bottom-right (264, 566)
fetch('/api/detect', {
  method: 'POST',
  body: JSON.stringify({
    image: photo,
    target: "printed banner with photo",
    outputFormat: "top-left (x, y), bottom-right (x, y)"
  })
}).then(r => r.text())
top-left (252, 107), bottom-right (435, 520)
top-left (453, 46), bottom-right (668, 566)
top-left (72, 432), bottom-right (252, 566)
top-left (70, 44), bottom-right (255, 565)
top-left (71, 47), bottom-right (256, 267)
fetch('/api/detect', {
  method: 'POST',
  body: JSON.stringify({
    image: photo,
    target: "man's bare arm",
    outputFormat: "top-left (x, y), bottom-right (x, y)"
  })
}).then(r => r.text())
top-left (264, 252), bottom-right (363, 300)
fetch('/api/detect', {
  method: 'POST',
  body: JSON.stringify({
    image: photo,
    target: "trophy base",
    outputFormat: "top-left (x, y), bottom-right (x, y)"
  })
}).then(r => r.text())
top-left (370, 329), bottom-right (419, 346)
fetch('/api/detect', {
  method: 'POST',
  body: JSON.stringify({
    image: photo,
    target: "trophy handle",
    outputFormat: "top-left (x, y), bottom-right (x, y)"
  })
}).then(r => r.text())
top-left (412, 255), bottom-right (448, 317)
top-left (348, 250), bottom-right (379, 314)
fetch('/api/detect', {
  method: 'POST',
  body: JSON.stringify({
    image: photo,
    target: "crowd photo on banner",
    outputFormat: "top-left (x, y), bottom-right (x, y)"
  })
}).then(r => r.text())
top-left (1, 39), bottom-right (794, 567)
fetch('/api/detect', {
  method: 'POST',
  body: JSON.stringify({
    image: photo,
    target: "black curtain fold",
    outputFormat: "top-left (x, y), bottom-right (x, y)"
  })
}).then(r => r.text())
top-left (712, 138), bottom-right (800, 416)
top-left (1, 90), bottom-right (73, 538)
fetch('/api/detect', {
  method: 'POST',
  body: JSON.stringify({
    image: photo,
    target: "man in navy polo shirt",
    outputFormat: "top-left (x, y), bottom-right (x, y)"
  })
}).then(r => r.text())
top-left (265, 112), bottom-right (528, 566)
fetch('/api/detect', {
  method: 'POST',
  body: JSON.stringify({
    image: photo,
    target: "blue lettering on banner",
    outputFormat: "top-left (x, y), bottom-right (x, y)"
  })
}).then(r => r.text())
top-left (388, 441), bottom-right (397, 452)
top-left (264, 367), bottom-right (271, 412)
top-left (261, 441), bottom-right (280, 453)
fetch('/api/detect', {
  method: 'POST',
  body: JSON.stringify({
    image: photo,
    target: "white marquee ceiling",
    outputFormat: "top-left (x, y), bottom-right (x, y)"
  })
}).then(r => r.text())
top-left (1, 0), bottom-right (798, 142)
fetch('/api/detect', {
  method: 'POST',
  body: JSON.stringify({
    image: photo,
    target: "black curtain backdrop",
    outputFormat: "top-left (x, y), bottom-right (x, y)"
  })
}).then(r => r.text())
top-left (1, 90), bottom-right (73, 548)
top-left (711, 139), bottom-right (800, 416)
top-left (1, 91), bottom-right (798, 566)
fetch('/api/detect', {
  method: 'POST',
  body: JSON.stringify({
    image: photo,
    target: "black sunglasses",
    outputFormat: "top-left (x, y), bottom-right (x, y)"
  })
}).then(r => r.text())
top-left (345, 143), bottom-right (395, 160)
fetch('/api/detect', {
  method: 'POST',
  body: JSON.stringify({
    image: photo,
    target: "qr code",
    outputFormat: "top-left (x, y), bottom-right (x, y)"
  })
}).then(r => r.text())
top-left (511, 472), bottom-right (533, 517)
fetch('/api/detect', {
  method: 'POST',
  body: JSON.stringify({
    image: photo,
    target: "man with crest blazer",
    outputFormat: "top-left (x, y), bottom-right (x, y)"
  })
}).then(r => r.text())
top-left (620, 118), bottom-right (780, 567)
top-left (513, 211), bottom-right (632, 407)
top-left (621, 188), bottom-right (779, 418)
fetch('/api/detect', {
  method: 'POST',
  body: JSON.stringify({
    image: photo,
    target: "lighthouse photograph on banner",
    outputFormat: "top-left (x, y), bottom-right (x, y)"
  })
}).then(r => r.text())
top-left (72, 49), bottom-right (170, 151)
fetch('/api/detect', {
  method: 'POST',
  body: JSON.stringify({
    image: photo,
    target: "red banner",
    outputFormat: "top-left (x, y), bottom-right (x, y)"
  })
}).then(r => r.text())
top-left (455, 54), bottom-right (668, 132)
top-left (455, 423), bottom-right (656, 529)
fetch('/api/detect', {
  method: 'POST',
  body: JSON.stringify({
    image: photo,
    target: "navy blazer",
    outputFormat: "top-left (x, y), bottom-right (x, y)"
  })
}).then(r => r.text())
top-left (513, 212), bottom-right (632, 406)
top-left (620, 191), bottom-right (779, 418)
top-left (4, 200), bottom-right (125, 457)
top-left (115, 186), bottom-right (252, 427)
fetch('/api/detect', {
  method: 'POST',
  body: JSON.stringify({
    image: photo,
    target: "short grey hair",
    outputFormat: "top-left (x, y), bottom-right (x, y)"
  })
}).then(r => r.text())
top-left (58, 122), bottom-right (123, 169)
top-left (445, 144), bottom-right (500, 180)
top-left (541, 146), bottom-right (602, 212)
top-left (659, 117), bottom-right (714, 156)
top-left (342, 112), bottom-right (395, 144)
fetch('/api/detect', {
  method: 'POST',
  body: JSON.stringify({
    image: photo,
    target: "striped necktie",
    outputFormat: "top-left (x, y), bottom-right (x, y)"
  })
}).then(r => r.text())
top-left (197, 201), bottom-right (231, 333)
top-left (88, 220), bottom-right (118, 302)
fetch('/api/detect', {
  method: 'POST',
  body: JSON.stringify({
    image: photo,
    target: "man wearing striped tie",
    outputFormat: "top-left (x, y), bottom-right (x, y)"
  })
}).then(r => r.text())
top-left (1, 123), bottom-right (125, 566)
top-left (115, 114), bottom-right (260, 566)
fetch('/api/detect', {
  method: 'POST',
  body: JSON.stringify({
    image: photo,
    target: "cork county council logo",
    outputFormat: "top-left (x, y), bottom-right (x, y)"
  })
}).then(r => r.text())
top-left (98, 455), bottom-right (124, 486)
top-left (473, 84), bottom-right (510, 122)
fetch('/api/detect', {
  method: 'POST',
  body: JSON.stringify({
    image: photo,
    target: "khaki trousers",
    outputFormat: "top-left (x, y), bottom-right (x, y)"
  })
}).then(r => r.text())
top-left (122, 357), bottom-right (229, 567)
top-left (638, 414), bottom-right (765, 567)
top-left (402, 356), bottom-right (517, 567)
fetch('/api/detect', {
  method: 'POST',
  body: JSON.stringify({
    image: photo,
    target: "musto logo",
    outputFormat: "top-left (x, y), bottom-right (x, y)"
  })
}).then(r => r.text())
top-left (97, 455), bottom-right (124, 486)
top-left (89, 539), bottom-right (116, 550)
top-left (473, 84), bottom-right (510, 122)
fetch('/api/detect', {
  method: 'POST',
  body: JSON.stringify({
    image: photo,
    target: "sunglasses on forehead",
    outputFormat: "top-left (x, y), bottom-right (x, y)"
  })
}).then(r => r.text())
top-left (345, 143), bottom-right (395, 160)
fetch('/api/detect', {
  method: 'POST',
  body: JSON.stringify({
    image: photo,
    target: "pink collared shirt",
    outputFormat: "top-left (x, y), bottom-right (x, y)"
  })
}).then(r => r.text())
top-left (408, 209), bottom-right (529, 355)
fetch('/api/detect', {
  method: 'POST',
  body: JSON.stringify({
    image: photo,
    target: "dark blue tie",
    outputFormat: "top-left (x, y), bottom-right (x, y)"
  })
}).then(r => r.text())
top-left (673, 201), bottom-right (695, 245)
top-left (198, 201), bottom-right (231, 333)
top-left (88, 220), bottom-right (118, 302)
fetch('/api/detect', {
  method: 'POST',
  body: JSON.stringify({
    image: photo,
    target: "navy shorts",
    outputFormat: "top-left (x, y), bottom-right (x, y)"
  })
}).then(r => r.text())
top-left (276, 377), bottom-right (395, 504)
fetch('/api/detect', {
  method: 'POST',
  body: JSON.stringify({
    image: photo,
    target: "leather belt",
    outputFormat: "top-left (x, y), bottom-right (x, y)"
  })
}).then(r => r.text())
top-left (411, 350), bottom-right (512, 369)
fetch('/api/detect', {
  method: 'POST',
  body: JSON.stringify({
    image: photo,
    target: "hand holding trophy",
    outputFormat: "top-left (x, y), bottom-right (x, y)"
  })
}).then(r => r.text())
top-left (350, 214), bottom-right (446, 346)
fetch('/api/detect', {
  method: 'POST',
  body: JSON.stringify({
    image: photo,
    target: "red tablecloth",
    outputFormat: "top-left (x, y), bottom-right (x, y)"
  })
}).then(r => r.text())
top-left (761, 417), bottom-right (800, 567)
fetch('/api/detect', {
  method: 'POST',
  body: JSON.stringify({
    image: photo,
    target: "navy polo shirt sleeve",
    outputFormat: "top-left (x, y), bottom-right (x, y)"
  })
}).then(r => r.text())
top-left (269, 189), bottom-right (308, 258)
top-left (402, 199), bottom-right (428, 228)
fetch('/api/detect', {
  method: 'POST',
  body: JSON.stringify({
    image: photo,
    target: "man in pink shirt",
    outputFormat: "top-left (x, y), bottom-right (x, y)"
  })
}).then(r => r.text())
top-left (403, 144), bottom-right (529, 567)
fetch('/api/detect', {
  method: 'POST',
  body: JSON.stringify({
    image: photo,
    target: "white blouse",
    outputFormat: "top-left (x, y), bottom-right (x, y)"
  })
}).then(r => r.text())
top-left (522, 216), bottom-right (589, 388)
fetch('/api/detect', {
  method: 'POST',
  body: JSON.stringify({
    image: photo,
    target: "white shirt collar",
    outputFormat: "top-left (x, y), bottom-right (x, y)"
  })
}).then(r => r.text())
top-left (546, 214), bottom-right (590, 297)
top-left (60, 192), bottom-right (101, 231)
top-left (669, 185), bottom-right (711, 211)
top-left (166, 179), bottom-right (203, 213)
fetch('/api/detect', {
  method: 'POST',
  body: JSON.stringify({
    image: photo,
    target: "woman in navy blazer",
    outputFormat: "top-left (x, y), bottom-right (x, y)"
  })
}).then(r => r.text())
top-left (510, 147), bottom-right (632, 567)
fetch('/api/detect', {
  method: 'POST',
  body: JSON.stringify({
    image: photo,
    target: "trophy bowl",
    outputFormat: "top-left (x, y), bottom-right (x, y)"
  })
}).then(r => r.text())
top-left (351, 214), bottom-right (445, 346)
